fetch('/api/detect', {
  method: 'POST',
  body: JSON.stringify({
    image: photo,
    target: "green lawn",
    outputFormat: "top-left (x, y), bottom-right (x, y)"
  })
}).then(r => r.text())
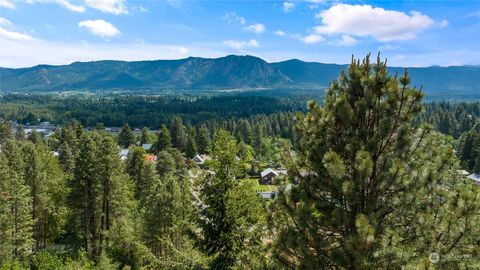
top-left (241, 178), bottom-right (277, 192)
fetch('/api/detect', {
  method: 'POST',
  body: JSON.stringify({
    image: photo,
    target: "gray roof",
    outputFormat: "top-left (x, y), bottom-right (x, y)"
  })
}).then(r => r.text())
top-left (467, 173), bottom-right (480, 183)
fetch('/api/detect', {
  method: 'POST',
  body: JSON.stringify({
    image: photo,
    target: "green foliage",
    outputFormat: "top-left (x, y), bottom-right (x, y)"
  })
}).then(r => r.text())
top-left (117, 123), bottom-right (136, 148)
top-left (195, 130), bottom-right (266, 269)
top-left (270, 54), bottom-right (480, 269)
top-left (152, 125), bottom-right (172, 154)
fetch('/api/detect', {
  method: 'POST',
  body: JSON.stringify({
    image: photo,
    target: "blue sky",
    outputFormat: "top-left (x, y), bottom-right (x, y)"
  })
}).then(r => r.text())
top-left (0, 0), bottom-right (479, 68)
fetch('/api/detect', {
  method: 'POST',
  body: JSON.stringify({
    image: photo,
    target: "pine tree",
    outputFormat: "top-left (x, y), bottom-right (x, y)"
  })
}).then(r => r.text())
top-left (58, 142), bottom-right (75, 175)
top-left (28, 130), bottom-right (43, 145)
top-left (196, 126), bottom-right (211, 154)
top-left (16, 125), bottom-right (26, 141)
top-left (170, 117), bottom-right (187, 151)
top-left (23, 143), bottom-right (68, 251)
top-left (270, 54), bottom-right (480, 269)
top-left (126, 146), bottom-right (147, 200)
top-left (185, 135), bottom-right (198, 158)
top-left (140, 127), bottom-right (149, 145)
top-left (0, 120), bottom-right (12, 143)
top-left (152, 125), bottom-right (172, 154)
top-left (0, 140), bottom-right (33, 262)
top-left (118, 123), bottom-right (136, 148)
top-left (195, 130), bottom-right (265, 269)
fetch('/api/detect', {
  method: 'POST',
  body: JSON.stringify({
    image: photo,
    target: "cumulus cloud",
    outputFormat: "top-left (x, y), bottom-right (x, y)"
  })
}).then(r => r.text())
top-left (0, 27), bottom-right (35, 41)
top-left (25, 0), bottom-right (85, 12)
top-left (0, 17), bottom-right (12, 26)
top-left (243, 23), bottom-right (265, 34)
top-left (283, 2), bottom-right (294, 12)
top-left (301, 34), bottom-right (324, 44)
top-left (0, 18), bottom-right (36, 42)
top-left (85, 0), bottom-right (127, 15)
top-left (223, 39), bottom-right (259, 49)
top-left (438, 19), bottom-right (449, 28)
top-left (274, 30), bottom-right (286, 36)
top-left (0, 0), bottom-right (14, 8)
top-left (78, 19), bottom-right (120, 38)
top-left (337, 35), bottom-right (357, 46)
top-left (223, 12), bottom-right (246, 25)
top-left (314, 4), bottom-right (434, 41)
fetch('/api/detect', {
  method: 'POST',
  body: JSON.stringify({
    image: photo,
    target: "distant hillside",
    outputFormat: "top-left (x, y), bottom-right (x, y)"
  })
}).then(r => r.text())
top-left (1, 55), bottom-right (479, 95)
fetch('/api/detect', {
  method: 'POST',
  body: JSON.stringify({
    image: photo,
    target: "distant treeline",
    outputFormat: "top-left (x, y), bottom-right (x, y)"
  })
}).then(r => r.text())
top-left (0, 94), bottom-right (307, 128)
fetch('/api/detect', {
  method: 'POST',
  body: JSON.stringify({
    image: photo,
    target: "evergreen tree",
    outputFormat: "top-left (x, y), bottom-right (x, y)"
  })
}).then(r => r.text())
top-left (58, 142), bottom-right (75, 175)
top-left (170, 117), bottom-right (187, 151)
top-left (126, 146), bottom-right (147, 200)
top-left (152, 125), bottom-right (172, 154)
top-left (270, 54), bottom-right (480, 269)
top-left (0, 141), bottom-right (33, 262)
top-left (195, 130), bottom-right (265, 269)
top-left (196, 126), bottom-right (211, 154)
top-left (0, 120), bottom-right (12, 143)
top-left (28, 130), bottom-right (43, 145)
top-left (140, 127), bottom-right (149, 145)
top-left (185, 135), bottom-right (198, 158)
top-left (15, 125), bottom-right (26, 141)
top-left (118, 123), bottom-right (136, 148)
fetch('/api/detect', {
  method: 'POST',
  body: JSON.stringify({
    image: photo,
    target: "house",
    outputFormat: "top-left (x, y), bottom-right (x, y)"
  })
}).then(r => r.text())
top-left (142, 143), bottom-right (152, 151)
top-left (119, 149), bottom-right (129, 160)
top-left (458, 170), bottom-right (470, 177)
top-left (145, 154), bottom-right (157, 163)
top-left (260, 168), bottom-right (279, 185)
top-left (192, 154), bottom-right (211, 166)
top-left (257, 191), bottom-right (275, 200)
top-left (466, 173), bottom-right (480, 185)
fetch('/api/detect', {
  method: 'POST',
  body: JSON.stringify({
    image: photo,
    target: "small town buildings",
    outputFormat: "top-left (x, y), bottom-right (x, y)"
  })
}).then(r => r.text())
top-left (192, 154), bottom-right (211, 167)
top-left (260, 168), bottom-right (279, 185)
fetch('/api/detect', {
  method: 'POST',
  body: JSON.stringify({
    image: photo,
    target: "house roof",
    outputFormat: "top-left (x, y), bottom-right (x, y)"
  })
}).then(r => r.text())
top-left (119, 149), bottom-right (129, 157)
top-left (458, 169), bottom-right (470, 176)
top-left (142, 144), bottom-right (152, 151)
top-left (193, 154), bottom-right (211, 164)
top-left (467, 173), bottom-right (480, 183)
top-left (261, 168), bottom-right (279, 178)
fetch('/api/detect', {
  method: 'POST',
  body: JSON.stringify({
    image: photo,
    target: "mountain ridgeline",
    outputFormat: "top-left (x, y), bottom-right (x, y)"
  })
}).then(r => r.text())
top-left (1, 55), bottom-right (479, 96)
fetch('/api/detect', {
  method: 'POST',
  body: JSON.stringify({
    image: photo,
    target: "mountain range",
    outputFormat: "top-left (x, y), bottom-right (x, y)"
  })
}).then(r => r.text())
top-left (1, 55), bottom-right (479, 95)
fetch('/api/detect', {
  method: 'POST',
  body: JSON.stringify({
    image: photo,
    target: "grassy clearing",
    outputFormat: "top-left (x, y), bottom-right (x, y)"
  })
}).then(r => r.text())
top-left (241, 178), bottom-right (277, 192)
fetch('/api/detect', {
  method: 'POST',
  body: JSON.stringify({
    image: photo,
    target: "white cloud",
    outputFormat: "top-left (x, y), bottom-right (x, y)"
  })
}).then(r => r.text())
top-left (85, 0), bottom-right (127, 15)
top-left (223, 12), bottom-right (246, 25)
top-left (314, 4), bottom-right (434, 41)
top-left (0, 27), bottom-right (35, 41)
top-left (337, 35), bottom-right (357, 46)
top-left (283, 2), bottom-right (294, 12)
top-left (439, 19), bottom-right (449, 28)
top-left (223, 39), bottom-right (259, 50)
top-left (243, 23), bottom-right (265, 34)
top-left (0, 38), bottom-right (198, 67)
top-left (0, 0), bottom-right (15, 8)
top-left (0, 17), bottom-right (12, 26)
top-left (26, 0), bottom-right (86, 12)
top-left (0, 18), bottom-right (36, 42)
top-left (274, 30), bottom-right (286, 36)
top-left (306, 0), bottom-right (326, 3)
top-left (78, 19), bottom-right (120, 38)
top-left (301, 34), bottom-right (324, 44)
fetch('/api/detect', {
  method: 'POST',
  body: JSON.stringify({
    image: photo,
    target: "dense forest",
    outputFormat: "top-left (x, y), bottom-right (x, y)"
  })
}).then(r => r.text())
top-left (0, 55), bottom-right (479, 269)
